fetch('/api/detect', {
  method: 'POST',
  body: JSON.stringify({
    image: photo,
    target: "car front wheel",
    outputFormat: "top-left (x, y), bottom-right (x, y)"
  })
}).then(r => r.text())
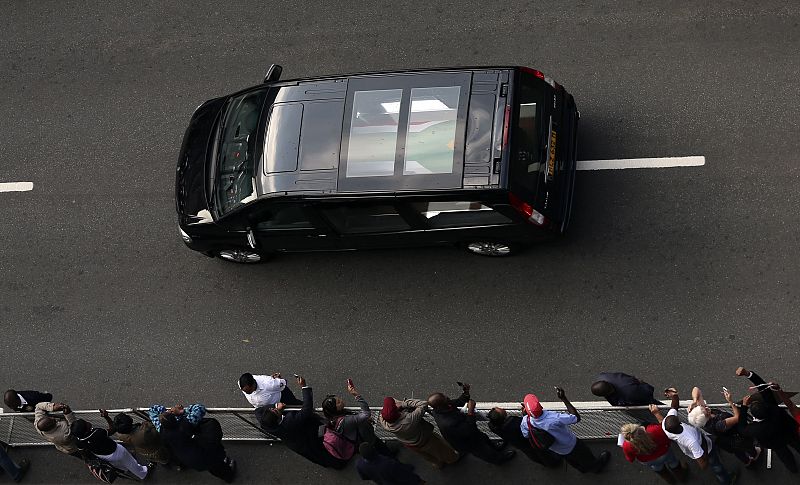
top-left (463, 241), bottom-right (518, 257)
top-left (216, 249), bottom-right (265, 264)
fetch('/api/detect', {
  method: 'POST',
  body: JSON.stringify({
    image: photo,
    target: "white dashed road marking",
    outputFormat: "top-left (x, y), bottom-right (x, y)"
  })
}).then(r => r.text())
top-left (577, 156), bottom-right (705, 171)
top-left (0, 182), bottom-right (34, 192)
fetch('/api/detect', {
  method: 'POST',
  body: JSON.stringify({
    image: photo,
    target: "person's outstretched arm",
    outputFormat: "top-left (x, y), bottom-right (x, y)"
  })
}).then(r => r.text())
top-left (556, 387), bottom-right (580, 422)
top-left (737, 367), bottom-right (778, 407)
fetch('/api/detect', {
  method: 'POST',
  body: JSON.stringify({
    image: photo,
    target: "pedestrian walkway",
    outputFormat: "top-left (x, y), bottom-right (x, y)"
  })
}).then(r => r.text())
top-left (2, 400), bottom-right (792, 484)
top-left (0, 400), bottom-right (741, 446)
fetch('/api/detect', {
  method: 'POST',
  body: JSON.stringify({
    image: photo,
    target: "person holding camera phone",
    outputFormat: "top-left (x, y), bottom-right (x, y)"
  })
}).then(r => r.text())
top-left (427, 383), bottom-right (515, 465)
top-left (378, 395), bottom-right (459, 469)
top-left (488, 406), bottom-right (562, 468)
top-left (522, 387), bottom-right (610, 474)
top-left (33, 401), bottom-right (81, 456)
top-left (256, 375), bottom-right (347, 470)
top-left (735, 367), bottom-right (800, 473)
top-left (238, 371), bottom-right (302, 409)
top-left (321, 379), bottom-right (393, 458)
top-left (658, 388), bottom-right (735, 484)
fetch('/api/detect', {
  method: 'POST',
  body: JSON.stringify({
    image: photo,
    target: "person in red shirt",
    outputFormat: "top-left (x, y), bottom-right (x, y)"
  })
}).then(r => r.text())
top-left (620, 420), bottom-right (687, 483)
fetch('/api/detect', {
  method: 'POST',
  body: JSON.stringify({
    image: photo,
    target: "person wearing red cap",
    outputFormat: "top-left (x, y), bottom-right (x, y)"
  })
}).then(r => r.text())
top-left (378, 396), bottom-right (459, 468)
top-left (520, 387), bottom-right (610, 473)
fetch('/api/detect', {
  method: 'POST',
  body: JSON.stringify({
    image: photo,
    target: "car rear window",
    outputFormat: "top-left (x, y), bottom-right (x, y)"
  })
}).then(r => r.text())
top-left (511, 72), bottom-right (547, 196)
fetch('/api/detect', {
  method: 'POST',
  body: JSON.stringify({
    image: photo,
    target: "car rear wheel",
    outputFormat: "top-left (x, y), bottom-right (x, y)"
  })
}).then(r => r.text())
top-left (216, 249), bottom-right (265, 264)
top-left (463, 241), bottom-right (517, 257)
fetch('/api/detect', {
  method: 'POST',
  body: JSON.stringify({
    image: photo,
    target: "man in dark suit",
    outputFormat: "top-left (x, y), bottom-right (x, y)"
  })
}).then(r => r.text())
top-left (487, 407), bottom-right (561, 468)
top-left (736, 366), bottom-right (800, 473)
top-left (256, 376), bottom-right (346, 469)
top-left (427, 384), bottom-right (515, 465)
top-left (157, 413), bottom-right (237, 482)
top-left (590, 372), bottom-right (662, 406)
top-left (4, 389), bottom-right (53, 412)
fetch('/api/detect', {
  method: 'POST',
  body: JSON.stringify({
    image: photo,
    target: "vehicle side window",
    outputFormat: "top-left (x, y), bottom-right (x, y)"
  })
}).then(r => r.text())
top-left (321, 205), bottom-right (410, 234)
top-left (255, 206), bottom-right (313, 230)
top-left (412, 201), bottom-right (512, 228)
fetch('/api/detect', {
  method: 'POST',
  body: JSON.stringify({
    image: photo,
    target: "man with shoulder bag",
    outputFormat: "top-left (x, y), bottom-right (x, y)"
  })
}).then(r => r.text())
top-left (521, 388), bottom-right (610, 473)
top-left (488, 406), bottom-right (561, 468)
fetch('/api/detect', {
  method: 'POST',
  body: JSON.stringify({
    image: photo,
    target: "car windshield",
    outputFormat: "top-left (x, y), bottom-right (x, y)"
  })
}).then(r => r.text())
top-left (214, 90), bottom-right (268, 216)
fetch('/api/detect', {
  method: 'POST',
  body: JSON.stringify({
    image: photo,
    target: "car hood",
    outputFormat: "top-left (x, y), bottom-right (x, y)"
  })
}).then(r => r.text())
top-left (175, 96), bottom-right (227, 222)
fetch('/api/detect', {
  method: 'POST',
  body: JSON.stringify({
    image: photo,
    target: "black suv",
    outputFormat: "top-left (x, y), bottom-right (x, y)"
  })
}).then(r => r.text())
top-left (175, 65), bottom-right (578, 263)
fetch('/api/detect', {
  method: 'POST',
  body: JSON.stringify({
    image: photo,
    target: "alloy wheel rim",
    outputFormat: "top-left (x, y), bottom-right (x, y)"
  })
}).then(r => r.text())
top-left (466, 242), bottom-right (511, 256)
top-left (218, 249), bottom-right (261, 263)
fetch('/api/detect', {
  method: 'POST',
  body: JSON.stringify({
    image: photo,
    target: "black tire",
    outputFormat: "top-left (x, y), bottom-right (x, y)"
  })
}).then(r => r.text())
top-left (462, 241), bottom-right (519, 257)
top-left (214, 249), bottom-right (268, 264)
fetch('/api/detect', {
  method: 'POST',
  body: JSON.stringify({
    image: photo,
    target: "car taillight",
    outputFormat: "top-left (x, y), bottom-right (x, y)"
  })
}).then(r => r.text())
top-left (521, 66), bottom-right (560, 90)
top-left (509, 193), bottom-right (547, 226)
top-left (521, 67), bottom-right (545, 79)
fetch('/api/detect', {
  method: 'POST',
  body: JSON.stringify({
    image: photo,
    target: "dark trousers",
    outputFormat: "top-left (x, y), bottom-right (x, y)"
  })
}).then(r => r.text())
top-left (356, 421), bottom-right (393, 457)
top-left (462, 434), bottom-right (506, 465)
top-left (763, 433), bottom-right (800, 473)
top-left (519, 445), bottom-right (562, 467)
top-left (0, 447), bottom-right (23, 481)
top-left (281, 387), bottom-right (303, 405)
top-left (564, 439), bottom-right (602, 473)
top-left (706, 446), bottom-right (732, 484)
top-left (773, 442), bottom-right (800, 473)
top-left (207, 459), bottom-right (235, 483)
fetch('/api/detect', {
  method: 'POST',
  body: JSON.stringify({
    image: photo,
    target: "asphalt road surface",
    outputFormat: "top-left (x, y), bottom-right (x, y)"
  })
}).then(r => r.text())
top-left (1, 1), bottom-right (798, 483)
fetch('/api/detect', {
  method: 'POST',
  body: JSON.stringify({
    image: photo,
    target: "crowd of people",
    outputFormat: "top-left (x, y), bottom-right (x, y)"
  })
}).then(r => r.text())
top-left (2, 367), bottom-right (800, 484)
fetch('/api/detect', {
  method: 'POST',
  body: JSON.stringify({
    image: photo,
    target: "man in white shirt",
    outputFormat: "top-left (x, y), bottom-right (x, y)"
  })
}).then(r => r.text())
top-left (653, 388), bottom-right (736, 484)
top-left (238, 372), bottom-right (302, 408)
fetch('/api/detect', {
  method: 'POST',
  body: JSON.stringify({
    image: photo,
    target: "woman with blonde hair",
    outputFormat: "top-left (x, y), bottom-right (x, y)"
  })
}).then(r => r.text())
top-left (620, 421), bottom-right (686, 483)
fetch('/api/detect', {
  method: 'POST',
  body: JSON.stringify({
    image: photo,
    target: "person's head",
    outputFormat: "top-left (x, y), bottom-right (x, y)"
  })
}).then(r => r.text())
top-left (322, 395), bottom-right (345, 419)
top-left (70, 419), bottom-right (91, 439)
top-left (663, 415), bottom-right (683, 434)
top-left (488, 407), bottom-right (507, 426)
top-left (114, 413), bottom-right (134, 434)
top-left (590, 380), bottom-right (616, 398)
top-left (687, 405), bottom-right (710, 428)
top-left (427, 393), bottom-right (448, 411)
top-left (257, 406), bottom-right (282, 429)
top-left (4, 390), bottom-right (20, 409)
top-left (523, 394), bottom-right (543, 418)
top-left (380, 397), bottom-right (401, 423)
top-left (359, 441), bottom-right (377, 461)
top-left (620, 423), bottom-right (657, 454)
top-left (749, 400), bottom-right (770, 420)
top-left (37, 416), bottom-right (57, 432)
top-left (239, 373), bottom-right (257, 394)
top-left (159, 413), bottom-right (179, 431)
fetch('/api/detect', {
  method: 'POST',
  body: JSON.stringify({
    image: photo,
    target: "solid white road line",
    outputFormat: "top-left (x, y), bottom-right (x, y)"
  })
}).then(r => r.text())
top-left (0, 182), bottom-right (34, 192)
top-left (577, 156), bottom-right (705, 171)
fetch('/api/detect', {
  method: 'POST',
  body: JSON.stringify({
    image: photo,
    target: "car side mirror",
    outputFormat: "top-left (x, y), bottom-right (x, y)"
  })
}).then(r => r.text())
top-left (263, 64), bottom-right (283, 84)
